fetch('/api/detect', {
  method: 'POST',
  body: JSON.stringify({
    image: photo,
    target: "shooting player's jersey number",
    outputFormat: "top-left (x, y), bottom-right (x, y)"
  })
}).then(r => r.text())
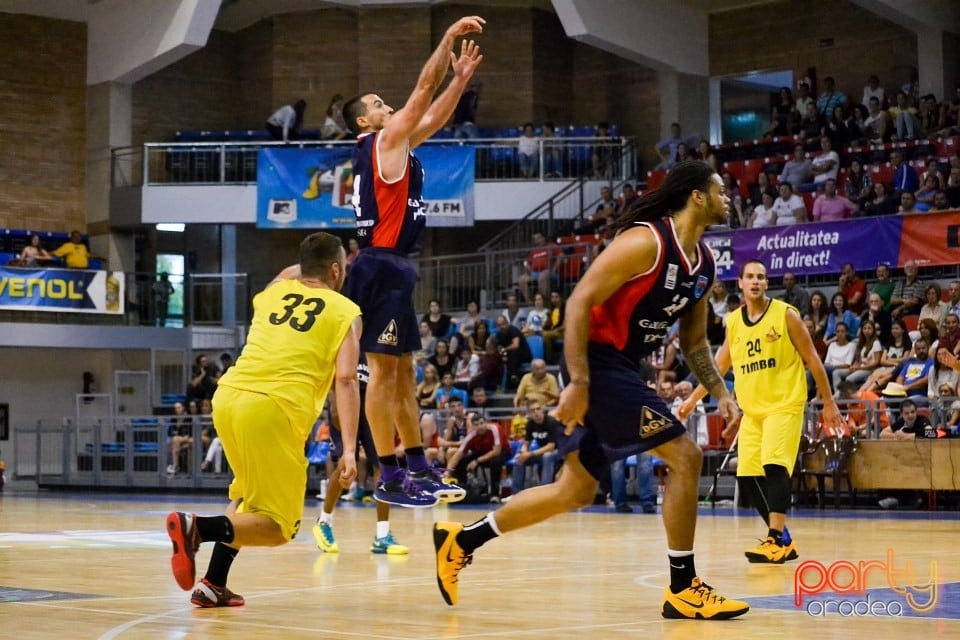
top-left (269, 294), bottom-right (326, 332)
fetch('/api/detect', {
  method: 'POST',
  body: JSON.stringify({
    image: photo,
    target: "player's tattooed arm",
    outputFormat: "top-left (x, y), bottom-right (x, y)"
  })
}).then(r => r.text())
top-left (685, 343), bottom-right (727, 400)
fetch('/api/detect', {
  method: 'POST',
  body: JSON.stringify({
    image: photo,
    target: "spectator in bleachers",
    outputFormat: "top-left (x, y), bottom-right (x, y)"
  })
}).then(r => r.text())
top-left (541, 121), bottom-right (563, 178)
top-left (871, 263), bottom-right (895, 310)
top-left (429, 339), bottom-right (455, 379)
top-left (616, 183), bottom-right (640, 215)
top-left (436, 371), bottom-right (469, 408)
top-left (53, 230), bottom-right (103, 269)
top-left (654, 122), bottom-right (686, 170)
top-left (468, 319), bottom-right (491, 355)
top-left (863, 96), bottom-right (890, 143)
top-left (265, 99), bottom-right (306, 142)
top-left (804, 135), bottom-right (839, 191)
top-left (494, 314), bottom-right (532, 389)
top-left (187, 354), bottom-right (219, 403)
top-left (945, 281), bottom-right (960, 319)
top-left (889, 91), bottom-right (921, 140)
top-left (475, 335), bottom-right (504, 391)
top-left (772, 182), bottom-right (808, 225)
top-left (320, 94), bottom-right (348, 141)
top-left (780, 272), bottom-right (810, 314)
top-left (509, 401), bottom-right (560, 494)
top-left (695, 139), bottom-right (711, 162)
top-left (779, 144), bottom-right (811, 188)
top-left (417, 364), bottom-right (441, 410)
top-left (443, 412), bottom-right (508, 501)
top-left (521, 292), bottom-right (549, 337)
top-left (844, 159), bottom-right (872, 209)
top-left (708, 280), bottom-right (731, 321)
top-left (747, 171), bottom-right (776, 207)
top-left (805, 290), bottom-right (829, 340)
top-left (455, 300), bottom-right (485, 343)
top-left (438, 397), bottom-right (468, 467)
top-left (721, 171), bottom-right (746, 227)
top-left (541, 290), bottom-right (564, 364)
top-left (816, 76), bottom-right (847, 117)
top-left (747, 190), bottom-right (776, 228)
top-left (896, 338), bottom-right (934, 398)
top-left (826, 292), bottom-right (860, 342)
top-left (419, 320), bottom-right (437, 356)
top-left (794, 81), bottom-right (813, 124)
top-left (452, 82), bottom-right (480, 139)
top-left (766, 87), bottom-right (795, 137)
top-left (453, 346), bottom-right (480, 391)
top-left (152, 272), bottom-right (175, 327)
top-left (861, 75), bottom-right (885, 110)
top-left (826, 105), bottom-right (861, 149)
top-left (798, 102), bottom-right (827, 145)
top-left (422, 299), bottom-right (452, 339)
top-left (167, 401), bottom-right (192, 475)
top-left (834, 380), bottom-right (885, 438)
top-left (518, 232), bottom-right (561, 304)
top-left (811, 179), bottom-right (856, 222)
top-left (592, 121), bottom-right (614, 178)
top-left (898, 191), bottom-right (918, 214)
top-left (517, 122), bottom-right (539, 179)
top-left (500, 293), bottom-right (527, 330)
top-left (578, 186), bottom-right (617, 234)
top-left (932, 191), bottom-right (952, 211)
top-left (860, 292), bottom-right (893, 344)
top-left (948, 166), bottom-right (960, 208)
top-left (513, 359), bottom-right (559, 408)
top-left (345, 237), bottom-right (360, 267)
top-left (914, 174), bottom-right (942, 212)
top-left (832, 319), bottom-right (883, 390)
top-left (862, 182), bottom-right (897, 217)
top-left (890, 150), bottom-right (919, 195)
top-left (901, 69), bottom-right (921, 108)
top-left (820, 322), bottom-right (857, 393)
top-left (919, 283), bottom-right (949, 329)
top-left (918, 94), bottom-right (944, 139)
top-left (859, 318), bottom-right (912, 394)
top-left (920, 158), bottom-right (945, 191)
top-left (17, 234), bottom-right (52, 266)
top-left (470, 386), bottom-right (489, 410)
top-left (838, 263), bottom-right (866, 317)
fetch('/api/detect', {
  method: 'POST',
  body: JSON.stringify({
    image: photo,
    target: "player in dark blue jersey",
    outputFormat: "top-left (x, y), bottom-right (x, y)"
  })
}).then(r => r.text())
top-left (340, 16), bottom-right (483, 508)
top-left (433, 161), bottom-right (750, 620)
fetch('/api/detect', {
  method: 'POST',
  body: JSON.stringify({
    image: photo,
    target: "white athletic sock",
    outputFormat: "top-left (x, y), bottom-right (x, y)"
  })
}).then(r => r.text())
top-left (376, 521), bottom-right (390, 539)
top-left (319, 510), bottom-right (334, 525)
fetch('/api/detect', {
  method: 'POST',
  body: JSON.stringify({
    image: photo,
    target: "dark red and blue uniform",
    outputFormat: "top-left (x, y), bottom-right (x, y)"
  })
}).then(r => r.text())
top-left (345, 132), bottom-right (427, 355)
top-left (560, 218), bottom-right (717, 480)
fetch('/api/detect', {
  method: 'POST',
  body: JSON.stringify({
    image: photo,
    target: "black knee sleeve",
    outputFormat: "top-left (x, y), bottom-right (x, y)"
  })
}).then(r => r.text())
top-left (763, 464), bottom-right (791, 514)
top-left (737, 475), bottom-right (770, 524)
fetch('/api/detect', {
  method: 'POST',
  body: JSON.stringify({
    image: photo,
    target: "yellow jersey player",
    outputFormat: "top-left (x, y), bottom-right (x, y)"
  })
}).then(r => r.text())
top-left (680, 260), bottom-right (843, 563)
top-left (165, 232), bottom-right (362, 607)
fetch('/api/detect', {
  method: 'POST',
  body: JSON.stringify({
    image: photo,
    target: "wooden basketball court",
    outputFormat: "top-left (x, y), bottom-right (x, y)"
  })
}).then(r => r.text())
top-left (1, 490), bottom-right (958, 639)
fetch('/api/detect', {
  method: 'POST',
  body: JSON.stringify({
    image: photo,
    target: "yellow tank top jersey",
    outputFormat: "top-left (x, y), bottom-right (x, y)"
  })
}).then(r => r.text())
top-left (218, 279), bottom-right (360, 437)
top-left (726, 298), bottom-right (806, 417)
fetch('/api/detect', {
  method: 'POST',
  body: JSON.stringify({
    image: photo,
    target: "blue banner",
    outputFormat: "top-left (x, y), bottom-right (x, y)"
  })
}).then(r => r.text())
top-left (0, 267), bottom-right (124, 314)
top-left (256, 146), bottom-right (475, 229)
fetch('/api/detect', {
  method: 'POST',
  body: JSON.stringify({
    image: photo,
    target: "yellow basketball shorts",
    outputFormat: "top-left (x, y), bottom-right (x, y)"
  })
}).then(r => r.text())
top-left (213, 386), bottom-right (309, 541)
top-left (736, 409), bottom-right (803, 477)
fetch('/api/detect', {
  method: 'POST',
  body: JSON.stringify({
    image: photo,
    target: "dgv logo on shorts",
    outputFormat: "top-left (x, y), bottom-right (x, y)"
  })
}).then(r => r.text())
top-left (639, 406), bottom-right (672, 438)
top-left (378, 319), bottom-right (399, 346)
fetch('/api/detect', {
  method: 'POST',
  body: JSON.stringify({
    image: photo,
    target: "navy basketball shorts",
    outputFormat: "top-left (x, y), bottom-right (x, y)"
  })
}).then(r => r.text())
top-left (559, 344), bottom-right (687, 481)
top-left (344, 249), bottom-right (420, 356)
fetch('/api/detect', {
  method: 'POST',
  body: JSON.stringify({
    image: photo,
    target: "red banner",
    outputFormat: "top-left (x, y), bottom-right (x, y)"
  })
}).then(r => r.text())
top-left (898, 211), bottom-right (960, 268)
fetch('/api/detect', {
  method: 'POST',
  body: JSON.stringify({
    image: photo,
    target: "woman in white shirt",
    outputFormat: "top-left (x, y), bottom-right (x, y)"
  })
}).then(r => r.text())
top-left (833, 319), bottom-right (883, 389)
top-left (823, 322), bottom-right (858, 390)
top-left (860, 319), bottom-right (912, 393)
top-left (517, 122), bottom-right (539, 178)
top-left (747, 191), bottom-right (776, 228)
top-left (918, 283), bottom-right (949, 329)
top-left (522, 292), bottom-right (550, 337)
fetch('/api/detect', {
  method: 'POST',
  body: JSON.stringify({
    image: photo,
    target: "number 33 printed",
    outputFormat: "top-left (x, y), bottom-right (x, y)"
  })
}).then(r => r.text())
top-left (269, 293), bottom-right (325, 332)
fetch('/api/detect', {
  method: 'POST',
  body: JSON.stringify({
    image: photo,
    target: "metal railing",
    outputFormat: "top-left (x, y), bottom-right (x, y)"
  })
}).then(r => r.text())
top-left (479, 137), bottom-right (639, 253)
top-left (0, 270), bottom-right (249, 327)
top-left (113, 136), bottom-right (637, 188)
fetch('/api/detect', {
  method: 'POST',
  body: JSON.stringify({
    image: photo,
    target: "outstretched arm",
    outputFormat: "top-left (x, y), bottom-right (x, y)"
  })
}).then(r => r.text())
top-left (379, 16), bottom-right (484, 155)
top-left (409, 38), bottom-right (483, 149)
top-left (678, 338), bottom-right (731, 419)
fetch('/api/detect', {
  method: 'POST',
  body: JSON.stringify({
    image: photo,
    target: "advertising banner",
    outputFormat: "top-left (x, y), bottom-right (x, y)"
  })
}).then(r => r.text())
top-left (0, 267), bottom-right (124, 314)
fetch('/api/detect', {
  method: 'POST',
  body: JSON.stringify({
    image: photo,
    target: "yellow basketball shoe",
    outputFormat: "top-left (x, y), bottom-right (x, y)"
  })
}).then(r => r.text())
top-left (744, 537), bottom-right (791, 564)
top-left (661, 577), bottom-right (750, 620)
top-left (782, 539), bottom-right (799, 562)
top-left (433, 522), bottom-right (473, 606)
